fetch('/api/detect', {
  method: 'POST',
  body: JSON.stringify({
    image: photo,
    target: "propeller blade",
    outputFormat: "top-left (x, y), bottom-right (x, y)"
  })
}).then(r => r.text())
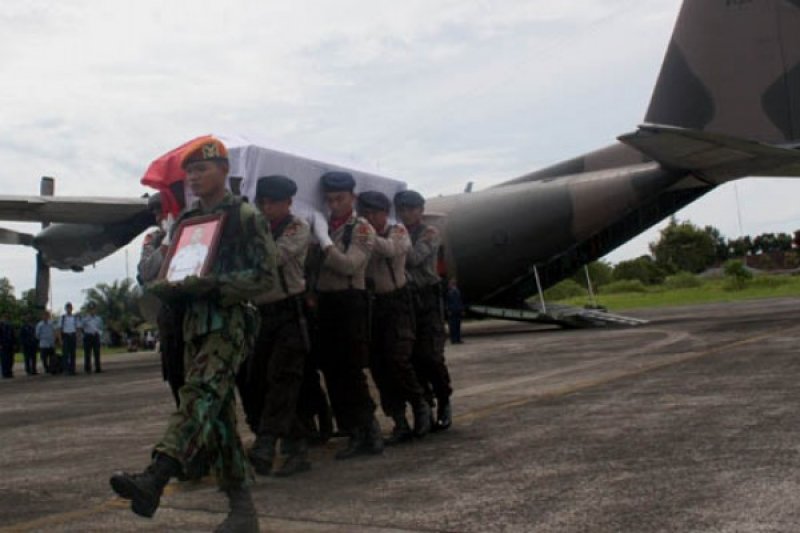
top-left (0, 227), bottom-right (34, 246)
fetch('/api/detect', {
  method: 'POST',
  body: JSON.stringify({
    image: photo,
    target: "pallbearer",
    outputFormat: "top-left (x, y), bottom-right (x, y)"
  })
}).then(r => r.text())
top-left (241, 175), bottom-right (313, 477)
top-left (311, 171), bottom-right (383, 459)
top-left (394, 190), bottom-right (453, 430)
top-left (359, 191), bottom-right (431, 444)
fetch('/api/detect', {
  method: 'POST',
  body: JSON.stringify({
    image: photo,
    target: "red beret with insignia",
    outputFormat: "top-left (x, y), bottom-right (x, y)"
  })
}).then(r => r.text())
top-left (180, 136), bottom-right (229, 168)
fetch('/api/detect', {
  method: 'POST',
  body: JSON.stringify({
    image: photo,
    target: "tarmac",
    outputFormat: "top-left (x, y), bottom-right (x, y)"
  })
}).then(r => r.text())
top-left (1, 297), bottom-right (800, 532)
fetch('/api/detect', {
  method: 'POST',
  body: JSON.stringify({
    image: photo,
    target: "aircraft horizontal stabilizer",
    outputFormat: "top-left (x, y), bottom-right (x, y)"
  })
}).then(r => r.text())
top-left (618, 124), bottom-right (800, 184)
top-left (0, 227), bottom-right (34, 246)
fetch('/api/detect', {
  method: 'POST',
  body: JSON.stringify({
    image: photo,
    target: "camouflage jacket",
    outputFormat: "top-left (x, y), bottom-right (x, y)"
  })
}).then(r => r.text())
top-left (170, 192), bottom-right (277, 336)
top-left (406, 223), bottom-right (442, 289)
top-left (366, 223), bottom-right (410, 294)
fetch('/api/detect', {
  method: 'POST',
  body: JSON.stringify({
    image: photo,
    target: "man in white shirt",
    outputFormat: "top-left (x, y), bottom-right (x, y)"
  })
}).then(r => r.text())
top-left (35, 310), bottom-right (56, 374)
top-left (59, 302), bottom-right (80, 375)
top-left (81, 302), bottom-right (104, 373)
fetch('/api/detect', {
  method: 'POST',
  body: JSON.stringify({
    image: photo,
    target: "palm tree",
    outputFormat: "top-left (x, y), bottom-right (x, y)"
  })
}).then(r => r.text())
top-left (83, 279), bottom-right (144, 346)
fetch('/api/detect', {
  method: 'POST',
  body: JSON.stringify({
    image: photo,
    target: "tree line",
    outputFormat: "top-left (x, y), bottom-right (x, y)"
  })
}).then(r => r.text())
top-left (556, 218), bottom-right (800, 297)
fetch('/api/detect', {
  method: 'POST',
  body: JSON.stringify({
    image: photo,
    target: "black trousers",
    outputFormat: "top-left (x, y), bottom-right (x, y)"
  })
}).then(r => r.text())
top-left (83, 333), bottom-right (101, 372)
top-left (411, 286), bottom-right (452, 404)
top-left (158, 304), bottom-right (185, 407)
top-left (236, 298), bottom-right (307, 438)
top-left (316, 290), bottom-right (375, 432)
top-left (23, 346), bottom-right (38, 374)
top-left (40, 347), bottom-right (55, 374)
top-left (62, 334), bottom-right (77, 374)
top-left (0, 345), bottom-right (13, 377)
top-left (370, 289), bottom-right (425, 417)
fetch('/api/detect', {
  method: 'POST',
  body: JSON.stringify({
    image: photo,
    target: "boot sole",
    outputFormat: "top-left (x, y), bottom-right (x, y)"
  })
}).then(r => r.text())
top-left (109, 476), bottom-right (158, 518)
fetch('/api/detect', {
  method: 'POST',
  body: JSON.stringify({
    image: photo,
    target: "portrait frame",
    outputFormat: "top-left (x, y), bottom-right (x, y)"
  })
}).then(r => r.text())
top-left (158, 212), bottom-right (227, 283)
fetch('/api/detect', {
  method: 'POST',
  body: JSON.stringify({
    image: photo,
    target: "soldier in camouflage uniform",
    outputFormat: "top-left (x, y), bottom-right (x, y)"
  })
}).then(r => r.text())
top-left (238, 175), bottom-right (313, 477)
top-left (359, 191), bottom-right (431, 445)
top-left (310, 171), bottom-right (383, 459)
top-left (111, 137), bottom-right (276, 533)
top-left (395, 190), bottom-right (453, 431)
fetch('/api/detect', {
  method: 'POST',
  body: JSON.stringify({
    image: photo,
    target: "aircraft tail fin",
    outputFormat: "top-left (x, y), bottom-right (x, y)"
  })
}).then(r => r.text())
top-left (645, 0), bottom-right (800, 145)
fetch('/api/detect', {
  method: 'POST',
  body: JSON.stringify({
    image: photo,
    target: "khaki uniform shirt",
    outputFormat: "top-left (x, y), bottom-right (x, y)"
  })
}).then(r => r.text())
top-left (367, 224), bottom-right (411, 294)
top-left (316, 213), bottom-right (375, 292)
top-left (137, 229), bottom-right (167, 283)
top-left (255, 216), bottom-right (310, 304)
top-left (406, 223), bottom-right (442, 289)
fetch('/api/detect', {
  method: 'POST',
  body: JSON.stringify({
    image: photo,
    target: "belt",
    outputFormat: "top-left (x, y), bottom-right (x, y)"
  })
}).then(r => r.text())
top-left (374, 286), bottom-right (410, 302)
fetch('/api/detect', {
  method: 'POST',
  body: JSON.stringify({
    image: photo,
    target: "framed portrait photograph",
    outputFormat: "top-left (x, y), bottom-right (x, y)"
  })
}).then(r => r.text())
top-left (159, 212), bottom-right (227, 283)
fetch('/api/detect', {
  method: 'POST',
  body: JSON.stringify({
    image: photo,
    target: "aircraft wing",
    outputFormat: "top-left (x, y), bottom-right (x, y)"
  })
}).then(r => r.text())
top-left (0, 195), bottom-right (148, 224)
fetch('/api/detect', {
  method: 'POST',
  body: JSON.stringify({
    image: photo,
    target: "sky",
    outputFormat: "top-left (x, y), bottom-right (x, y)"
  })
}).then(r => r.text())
top-left (1, 0), bottom-right (799, 310)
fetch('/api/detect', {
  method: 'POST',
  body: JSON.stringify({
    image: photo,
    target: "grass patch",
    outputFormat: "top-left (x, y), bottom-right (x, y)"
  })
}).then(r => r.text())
top-left (553, 274), bottom-right (800, 311)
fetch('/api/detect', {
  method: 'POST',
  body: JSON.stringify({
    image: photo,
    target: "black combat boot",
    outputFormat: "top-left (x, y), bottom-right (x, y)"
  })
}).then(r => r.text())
top-left (274, 438), bottom-right (311, 477)
top-left (247, 434), bottom-right (276, 476)
top-left (434, 400), bottom-right (452, 431)
top-left (364, 416), bottom-right (385, 455)
top-left (213, 485), bottom-right (260, 533)
top-left (385, 412), bottom-right (413, 446)
top-left (412, 401), bottom-right (432, 438)
top-left (335, 427), bottom-right (366, 460)
top-left (109, 453), bottom-right (181, 518)
top-left (317, 401), bottom-right (334, 443)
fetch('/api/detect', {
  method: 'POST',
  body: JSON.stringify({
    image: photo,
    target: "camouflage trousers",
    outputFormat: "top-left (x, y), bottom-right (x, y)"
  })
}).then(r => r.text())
top-left (370, 289), bottom-right (425, 417)
top-left (154, 327), bottom-right (251, 490)
top-left (411, 286), bottom-right (452, 404)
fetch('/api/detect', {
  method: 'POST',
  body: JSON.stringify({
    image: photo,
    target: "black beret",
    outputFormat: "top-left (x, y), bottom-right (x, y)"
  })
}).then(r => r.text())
top-left (256, 175), bottom-right (297, 201)
top-left (357, 191), bottom-right (391, 212)
top-left (320, 171), bottom-right (356, 192)
top-left (394, 190), bottom-right (425, 208)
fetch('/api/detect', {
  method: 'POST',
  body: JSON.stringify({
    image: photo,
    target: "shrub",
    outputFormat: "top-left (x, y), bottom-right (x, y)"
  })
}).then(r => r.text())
top-left (543, 279), bottom-right (586, 301)
top-left (602, 279), bottom-right (648, 294)
top-left (723, 259), bottom-right (753, 290)
top-left (664, 272), bottom-right (702, 289)
top-left (613, 256), bottom-right (666, 285)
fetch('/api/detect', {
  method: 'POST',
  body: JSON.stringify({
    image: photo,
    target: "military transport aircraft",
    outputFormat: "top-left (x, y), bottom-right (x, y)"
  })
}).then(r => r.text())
top-left (1, 0), bottom-right (800, 321)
